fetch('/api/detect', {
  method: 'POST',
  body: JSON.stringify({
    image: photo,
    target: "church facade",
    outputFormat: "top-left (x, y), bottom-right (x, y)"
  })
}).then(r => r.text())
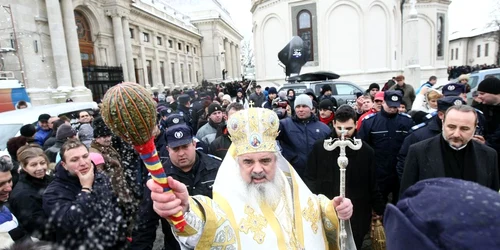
top-left (251, 0), bottom-right (451, 88)
top-left (0, 0), bottom-right (241, 105)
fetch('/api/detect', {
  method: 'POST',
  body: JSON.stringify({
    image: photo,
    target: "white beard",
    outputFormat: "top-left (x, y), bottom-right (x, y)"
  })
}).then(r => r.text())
top-left (236, 167), bottom-right (284, 208)
top-left (247, 176), bottom-right (283, 208)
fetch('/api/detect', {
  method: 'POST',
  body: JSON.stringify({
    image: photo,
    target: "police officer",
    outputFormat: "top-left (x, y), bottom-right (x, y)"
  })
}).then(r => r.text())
top-left (442, 83), bottom-right (486, 136)
top-left (396, 96), bottom-right (466, 181)
top-left (177, 94), bottom-right (194, 132)
top-left (157, 114), bottom-right (208, 163)
top-left (358, 90), bottom-right (414, 204)
top-left (131, 123), bottom-right (221, 250)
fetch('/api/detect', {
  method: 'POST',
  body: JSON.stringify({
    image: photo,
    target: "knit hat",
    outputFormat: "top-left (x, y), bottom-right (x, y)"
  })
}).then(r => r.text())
top-left (38, 114), bottom-right (50, 122)
top-left (368, 83), bottom-right (380, 91)
top-left (93, 117), bottom-right (112, 138)
top-left (384, 178), bottom-right (500, 250)
top-left (208, 103), bottom-right (222, 115)
top-left (319, 99), bottom-right (334, 111)
top-left (56, 124), bottom-right (76, 141)
top-left (20, 124), bottom-right (36, 137)
top-left (477, 77), bottom-right (500, 94)
top-left (78, 123), bottom-right (94, 147)
top-left (89, 152), bottom-right (105, 166)
top-left (321, 85), bottom-right (332, 95)
top-left (294, 94), bottom-right (313, 109)
top-left (222, 94), bottom-right (232, 102)
top-left (268, 87), bottom-right (278, 94)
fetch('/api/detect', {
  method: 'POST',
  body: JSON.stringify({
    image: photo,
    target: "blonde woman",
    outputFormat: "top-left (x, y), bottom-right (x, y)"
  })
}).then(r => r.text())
top-left (9, 145), bottom-right (53, 241)
top-left (411, 89), bottom-right (442, 113)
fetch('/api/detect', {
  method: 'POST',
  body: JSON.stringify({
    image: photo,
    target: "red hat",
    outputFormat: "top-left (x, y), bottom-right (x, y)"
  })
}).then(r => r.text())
top-left (375, 91), bottom-right (385, 101)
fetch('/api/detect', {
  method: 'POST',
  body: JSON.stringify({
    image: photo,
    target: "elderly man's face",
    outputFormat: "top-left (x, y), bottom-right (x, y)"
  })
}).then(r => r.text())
top-left (95, 135), bottom-right (112, 147)
top-left (443, 109), bottom-right (476, 148)
top-left (237, 152), bottom-right (277, 184)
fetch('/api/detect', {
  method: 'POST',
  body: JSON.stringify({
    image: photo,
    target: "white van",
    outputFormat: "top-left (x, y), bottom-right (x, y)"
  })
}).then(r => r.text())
top-left (0, 102), bottom-right (98, 150)
top-left (467, 68), bottom-right (500, 103)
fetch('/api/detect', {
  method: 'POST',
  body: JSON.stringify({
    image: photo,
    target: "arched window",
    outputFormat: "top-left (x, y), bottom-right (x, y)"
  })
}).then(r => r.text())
top-left (297, 10), bottom-right (314, 61)
top-left (437, 16), bottom-right (444, 57)
top-left (75, 11), bottom-right (95, 66)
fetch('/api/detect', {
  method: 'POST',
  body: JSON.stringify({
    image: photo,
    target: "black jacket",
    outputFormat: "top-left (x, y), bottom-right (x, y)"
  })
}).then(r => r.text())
top-left (9, 172), bottom-right (53, 240)
top-left (44, 140), bottom-right (63, 163)
top-left (304, 134), bottom-right (385, 248)
top-left (209, 124), bottom-right (231, 159)
top-left (401, 135), bottom-right (499, 194)
top-left (396, 116), bottom-right (442, 180)
top-left (130, 152), bottom-right (221, 250)
top-left (43, 164), bottom-right (127, 249)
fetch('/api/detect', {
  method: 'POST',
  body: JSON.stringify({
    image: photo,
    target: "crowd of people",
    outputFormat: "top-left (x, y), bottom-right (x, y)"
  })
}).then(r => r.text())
top-left (448, 64), bottom-right (499, 80)
top-left (0, 74), bottom-right (499, 250)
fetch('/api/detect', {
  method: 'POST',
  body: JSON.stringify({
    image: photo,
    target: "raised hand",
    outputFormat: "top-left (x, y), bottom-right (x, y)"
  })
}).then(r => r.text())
top-left (75, 166), bottom-right (94, 189)
top-left (332, 196), bottom-right (353, 220)
top-left (148, 177), bottom-right (190, 218)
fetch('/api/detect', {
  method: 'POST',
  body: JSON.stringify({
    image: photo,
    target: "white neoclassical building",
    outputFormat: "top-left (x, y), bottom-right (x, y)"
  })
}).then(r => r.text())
top-left (0, 0), bottom-right (240, 105)
top-left (449, 26), bottom-right (499, 67)
top-left (165, 0), bottom-right (244, 82)
top-left (251, 0), bottom-right (452, 88)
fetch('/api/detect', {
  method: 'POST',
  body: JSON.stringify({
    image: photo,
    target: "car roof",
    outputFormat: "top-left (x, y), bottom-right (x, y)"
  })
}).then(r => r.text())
top-left (471, 68), bottom-right (500, 75)
top-left (0, 102), bottom-right (98, 125)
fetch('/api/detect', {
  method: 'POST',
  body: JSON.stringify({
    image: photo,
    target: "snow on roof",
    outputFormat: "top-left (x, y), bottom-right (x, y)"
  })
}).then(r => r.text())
top-left (449, 25), bottom-right (500, 41)
top-left (133, 0), bottom-right (200, 34)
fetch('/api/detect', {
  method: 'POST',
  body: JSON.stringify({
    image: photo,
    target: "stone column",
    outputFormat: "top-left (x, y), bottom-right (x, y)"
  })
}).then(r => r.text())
top-left (231, 43), bottom-right (237, 80)
top-left (175, 40), bottom-right (182, 87)
top-left (45, 0), bottom-right (72, 91)
top-left (165, 35), bottom-right (173, 88)
top-left (110, 13), bottom-right (129, 81)
top-left (61, 0), bottom-right (84, 88)
top-left (138, 28), bottom-right (149, 88)
top-left (235, 45), bottom-right (241, 79)
top-left (403, 3), bottom-right (421, 88)
top-left (225, 39), bottom-right (233, 79)
top-left (122, 18), bottom-right (136, 82)
top-left (152, 34), bottom-right (162, 91)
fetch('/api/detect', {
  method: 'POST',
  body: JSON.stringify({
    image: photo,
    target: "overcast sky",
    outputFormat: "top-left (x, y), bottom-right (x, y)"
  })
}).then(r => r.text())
top-left (219, 0), bottom-right (499, 40)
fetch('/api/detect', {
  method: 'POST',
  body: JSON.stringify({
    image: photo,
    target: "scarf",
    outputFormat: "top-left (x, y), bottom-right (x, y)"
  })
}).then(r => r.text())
top-left (319, 113), bottom-right (335, 126)
top-left (439, 135), bottom-right (477, 182)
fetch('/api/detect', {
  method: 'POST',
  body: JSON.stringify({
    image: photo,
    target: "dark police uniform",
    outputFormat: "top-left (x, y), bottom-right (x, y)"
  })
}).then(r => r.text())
top-left (358, 91), bottom-right (414, 204)
top-left (131, 125), bottom-right (221, 250)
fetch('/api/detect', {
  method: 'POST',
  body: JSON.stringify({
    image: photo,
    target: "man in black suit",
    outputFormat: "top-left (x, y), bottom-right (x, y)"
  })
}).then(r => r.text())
top-left (305, 105), bottom-right (385, 249)
top-left (401, 105), bottom-right (499, 194)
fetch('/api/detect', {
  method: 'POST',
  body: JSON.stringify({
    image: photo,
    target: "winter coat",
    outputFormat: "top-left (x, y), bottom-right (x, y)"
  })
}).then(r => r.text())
top-left (78, 124), bottom-right (94, 147)
top-left (357, 109), bottom-right (414, 201)
top-left (89, 142), bottom-right (134, 208)
top-left (43, 164), bottom-right (127, 249)
top-left (130, 152), bottom-right (221, 250)
top-left (396, 116), bottom-right (442, 181)
top-left (249, 92), bottom-right (266, 108)
top-left (304, 134), bottom-right (385, 248)
top-left (389, 83), bottom-right (416, 108)
top-left (34, 125), bottom-right (51, 146)
top-left (196, 122), bottom-right (218, 146)
top-left (44, 140), bottom-right (63, 163)
top-left (400, 135), bottom-right (499, 194)
top-left (9, 172), bottom-right (53, 241)
top-left (209, 124), bottom-right (231, 159)
top-left (278, 115), bottom-right (331, 177)
top-left (42, 136), bottom-right (56, 151)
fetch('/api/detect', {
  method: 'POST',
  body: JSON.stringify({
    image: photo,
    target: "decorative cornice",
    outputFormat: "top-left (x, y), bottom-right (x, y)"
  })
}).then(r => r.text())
top-left (130, 8), bottom-right (202, 39)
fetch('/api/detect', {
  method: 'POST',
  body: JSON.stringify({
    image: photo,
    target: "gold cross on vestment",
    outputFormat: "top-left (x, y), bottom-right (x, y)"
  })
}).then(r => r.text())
top-left (249, 100), bottom-right (255, 108)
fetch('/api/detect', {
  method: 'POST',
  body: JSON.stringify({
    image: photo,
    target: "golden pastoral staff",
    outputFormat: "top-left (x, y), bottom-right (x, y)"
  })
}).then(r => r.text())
top-left (147, 108), bottom-right (355, 249)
